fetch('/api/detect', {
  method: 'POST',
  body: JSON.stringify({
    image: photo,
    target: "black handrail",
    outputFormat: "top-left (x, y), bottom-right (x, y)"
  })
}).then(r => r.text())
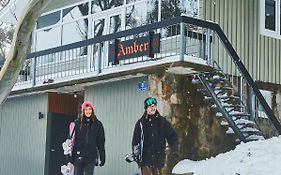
top-left (180, 16), bottom-right (281, 134)
top-left (27, 16), bottom-right (281, 134)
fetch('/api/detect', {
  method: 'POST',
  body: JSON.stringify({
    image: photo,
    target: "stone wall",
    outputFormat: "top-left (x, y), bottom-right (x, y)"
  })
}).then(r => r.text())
top-left (147, 72), bottom-right (236, 175)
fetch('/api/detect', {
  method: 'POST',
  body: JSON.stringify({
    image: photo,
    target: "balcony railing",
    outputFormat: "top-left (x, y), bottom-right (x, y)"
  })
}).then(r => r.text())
top-left (14, 16), bottom-right (212, 88)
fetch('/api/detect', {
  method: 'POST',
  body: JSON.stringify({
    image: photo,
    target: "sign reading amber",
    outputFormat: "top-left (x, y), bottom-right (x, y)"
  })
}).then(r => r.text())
top-left (109, 33), bottom-right (160, 64)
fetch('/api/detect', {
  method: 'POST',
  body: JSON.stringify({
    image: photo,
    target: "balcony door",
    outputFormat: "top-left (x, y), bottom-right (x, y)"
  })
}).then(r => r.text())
top-left (92, 7), bottom-right (124, 37)
top-left (90, 8), bottom-right (125, 69)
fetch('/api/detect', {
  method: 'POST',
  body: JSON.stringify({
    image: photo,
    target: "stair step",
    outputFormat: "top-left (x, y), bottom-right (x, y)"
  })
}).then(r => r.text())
top-left (213, 86), bottom-right (233, 91)
top-left (217, 94), bottom-right (240, 99)
top-left (204, 95), bottom-right (240, 102)
top-left (221, 118), bottom-right (256, 128)
top-left (191, 79), bottom-right (201, 84)
top-left (226, 127), bottom-right (234, 134)
top-left (235, 134), bottom-right (265, 142)
top-left (241, 127), bottom-right (261, 133)
top-left (211, 103), bottom-right (243, 110)
top-left (235, 119), bottom-right (255, 126)
top-left (221, 120), bottom-right (228, 126)
top-left (215, 111), bottom-right (249, 119)
top-left (245, 135), bottom-right (265, 141)
top-left (207, 76), bottom-right (227, 83)
top-left (214, 90), bottom-right (228, 96)
top-left (216, 112), bottom-right (223, 118)
top-left (197, 88), bottom-right (208, 94)
top-left (226, 127), bottom-right (263, 139)
top-left (229, 111), bottom-right (251, 117)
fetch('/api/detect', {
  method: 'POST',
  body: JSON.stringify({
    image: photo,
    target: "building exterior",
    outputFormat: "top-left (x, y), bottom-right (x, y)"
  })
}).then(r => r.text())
top-left (0, 0), bottom-right (280, 175)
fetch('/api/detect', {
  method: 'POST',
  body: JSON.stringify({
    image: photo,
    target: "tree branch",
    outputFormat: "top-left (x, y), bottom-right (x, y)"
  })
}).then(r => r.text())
top-left (0, 0), bottom-right (52, 104)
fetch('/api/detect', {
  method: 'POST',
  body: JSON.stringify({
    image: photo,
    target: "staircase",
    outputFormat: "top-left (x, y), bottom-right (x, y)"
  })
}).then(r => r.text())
top-left (192, 66), bottom-right (264, 142)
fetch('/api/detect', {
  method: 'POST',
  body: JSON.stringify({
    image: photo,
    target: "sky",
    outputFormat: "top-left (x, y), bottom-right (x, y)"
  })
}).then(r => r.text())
top-left (172, 136), bottom-right (281, 175)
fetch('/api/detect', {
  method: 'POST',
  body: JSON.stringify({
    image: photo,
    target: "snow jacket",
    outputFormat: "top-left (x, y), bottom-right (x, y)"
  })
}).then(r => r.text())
top-left (72, 116), bottom-right (105, 165)
top-left (132, 110), bottom-right (178, 168)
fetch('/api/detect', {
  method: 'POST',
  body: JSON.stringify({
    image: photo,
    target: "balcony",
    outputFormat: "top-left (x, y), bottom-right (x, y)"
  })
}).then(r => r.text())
top-left (13, 16), bottom-right (213, 93)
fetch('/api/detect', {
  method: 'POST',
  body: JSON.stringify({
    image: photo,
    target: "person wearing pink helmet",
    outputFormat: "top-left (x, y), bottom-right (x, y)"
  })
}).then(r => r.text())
top-left (70, 100), bottom-right (105, 175)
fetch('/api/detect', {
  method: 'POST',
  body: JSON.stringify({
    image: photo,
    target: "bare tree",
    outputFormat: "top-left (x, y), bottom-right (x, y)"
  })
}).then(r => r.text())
top-left (0, 24), bottom-right (14, 59)
top-left (0, 0), bottom-right (52, 104)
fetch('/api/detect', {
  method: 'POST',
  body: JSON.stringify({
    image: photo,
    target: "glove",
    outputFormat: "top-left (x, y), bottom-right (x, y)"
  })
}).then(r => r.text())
top-left (99, 160), bottom-right (105, 167)
top-left (95, 158), bottom-right (105, 167)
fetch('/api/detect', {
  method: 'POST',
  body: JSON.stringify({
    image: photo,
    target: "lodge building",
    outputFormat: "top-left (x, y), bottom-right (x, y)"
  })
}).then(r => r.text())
top-left (0, 0), bottom-right (281, 175)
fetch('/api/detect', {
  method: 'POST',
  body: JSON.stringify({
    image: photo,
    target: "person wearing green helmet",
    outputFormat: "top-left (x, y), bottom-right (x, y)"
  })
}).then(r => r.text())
top-left (131, 97), bottom-right (179, 175)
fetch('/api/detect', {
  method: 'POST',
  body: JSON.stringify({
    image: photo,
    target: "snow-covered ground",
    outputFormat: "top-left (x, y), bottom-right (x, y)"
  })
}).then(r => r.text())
top-left (173, 136), bottom-right (281, 175)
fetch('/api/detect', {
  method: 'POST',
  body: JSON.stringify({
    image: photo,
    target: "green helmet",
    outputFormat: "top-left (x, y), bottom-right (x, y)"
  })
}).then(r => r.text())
top-left (144, 97), bottom-right (157, 109)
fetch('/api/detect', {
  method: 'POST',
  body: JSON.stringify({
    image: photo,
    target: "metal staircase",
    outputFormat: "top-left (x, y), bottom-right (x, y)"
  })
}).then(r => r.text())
top-left (192, 67), bottom-right (264, 142)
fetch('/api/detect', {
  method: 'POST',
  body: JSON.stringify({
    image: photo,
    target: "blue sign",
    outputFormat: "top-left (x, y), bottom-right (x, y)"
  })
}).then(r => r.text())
top-left (138, 81), bottom-right (147, 91)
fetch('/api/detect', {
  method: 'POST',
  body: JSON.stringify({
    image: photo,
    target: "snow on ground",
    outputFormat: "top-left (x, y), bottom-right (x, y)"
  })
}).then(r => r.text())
top-left (173, 136), bottom-right (281, 175)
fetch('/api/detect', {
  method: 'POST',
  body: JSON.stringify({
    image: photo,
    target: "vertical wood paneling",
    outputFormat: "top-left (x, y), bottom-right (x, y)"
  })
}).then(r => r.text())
top-left (84, 77), bottom-right (148, 175)
top-left (0, 94), bottom-right (48, 175)
top-left (204, 0), bottom-right (281, 84)
top-left (275, 40), bottom-right (281, 84)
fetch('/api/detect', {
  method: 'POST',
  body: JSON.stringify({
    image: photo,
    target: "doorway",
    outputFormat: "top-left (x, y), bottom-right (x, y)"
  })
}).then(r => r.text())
top-left (44, 92), bottom-right (83, 175)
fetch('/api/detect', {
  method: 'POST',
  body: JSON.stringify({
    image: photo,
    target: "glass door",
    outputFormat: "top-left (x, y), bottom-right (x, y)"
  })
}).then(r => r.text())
top-left (90, 8), bottom-right (124, 70)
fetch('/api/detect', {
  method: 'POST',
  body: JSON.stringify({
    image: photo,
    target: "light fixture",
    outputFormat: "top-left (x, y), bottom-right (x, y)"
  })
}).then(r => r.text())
top-left (38, 112), bottom-right (44, 119)
top-left (74, 92), bottom-right (78, 98)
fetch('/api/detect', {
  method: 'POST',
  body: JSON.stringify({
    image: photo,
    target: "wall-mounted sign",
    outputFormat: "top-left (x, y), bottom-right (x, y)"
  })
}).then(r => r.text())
top-left (138, 81), bottom-right (148, 91)
top-left (109, 32), bottom-right (160, 64)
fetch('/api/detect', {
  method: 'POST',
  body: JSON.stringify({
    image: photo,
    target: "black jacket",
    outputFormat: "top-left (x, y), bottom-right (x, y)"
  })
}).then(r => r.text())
top-left (132, 110), bottom-right (178, 168)
top-left (72, 117), bottom-right (105, 164)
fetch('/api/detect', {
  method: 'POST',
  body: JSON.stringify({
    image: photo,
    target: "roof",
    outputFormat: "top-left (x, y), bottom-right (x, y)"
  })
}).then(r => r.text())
top-left (0, 0), bottom-right (84, 24)
top-left (0, 0), bottom-right (28, 24)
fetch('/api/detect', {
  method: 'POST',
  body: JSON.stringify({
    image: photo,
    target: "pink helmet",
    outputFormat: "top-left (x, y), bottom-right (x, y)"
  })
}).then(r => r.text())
top-left (81, 101), bottom-right (94, 111)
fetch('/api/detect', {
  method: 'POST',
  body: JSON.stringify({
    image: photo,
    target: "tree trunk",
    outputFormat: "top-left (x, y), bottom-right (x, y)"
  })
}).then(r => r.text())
top-left (0, 0), bottom-right (51, 104)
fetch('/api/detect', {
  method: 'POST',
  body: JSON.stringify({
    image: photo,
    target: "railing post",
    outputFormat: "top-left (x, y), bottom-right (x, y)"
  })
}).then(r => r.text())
top-left (239, 75), bottom-right (244, 112)
top-left (205, 28), bottom-right (211, 65)
top-left (249, 87), bottom-right (255, 121)
top-left (97, 43), bottom-right (102, 73)
top-left (87, 45), bottom-right (92, 72)
top-left (180, 22), bottom-right (186, 61)
top-left (31, 57), bottom-right (36, 86)
top-left (148, 31), bottom-right (155, 58)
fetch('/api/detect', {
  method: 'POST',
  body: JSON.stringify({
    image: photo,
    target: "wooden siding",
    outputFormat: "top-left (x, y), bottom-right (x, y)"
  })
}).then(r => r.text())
top-left (203, 0), bottom-right (281, 84)
top-left (48, 92), bottom-right (79, 115)
top-left (84, 77), bottom-right (148, 175)
top-left (0, 94), bottom-right (48, 175)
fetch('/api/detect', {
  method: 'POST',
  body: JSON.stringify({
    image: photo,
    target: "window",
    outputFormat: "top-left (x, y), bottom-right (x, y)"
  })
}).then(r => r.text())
top-left (161, 0), bottom-right (198, 21)
top-left (257, 90), bottom-right (272, 119)
top-left (126, 2), bottom-right (148, 29)
top-left (91, 0), bottom-right (123, 14)
top-left (63, 2), bottom-right (89, 22)
top-left (36, 11), bottom-right (60, 29)
top-left (260, 0), bottom-right (281, 39)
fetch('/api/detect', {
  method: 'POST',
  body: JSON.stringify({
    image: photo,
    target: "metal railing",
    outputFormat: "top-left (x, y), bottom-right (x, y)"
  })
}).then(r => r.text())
top-left (15, 16), bottom-right (211, 87)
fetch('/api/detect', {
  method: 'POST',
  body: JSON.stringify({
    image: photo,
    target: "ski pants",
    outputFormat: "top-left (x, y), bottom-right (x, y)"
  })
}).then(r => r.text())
top-left (74, 157), bottom-right (95, 175)
top-left (141, 166), bottom-right (162, 175)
